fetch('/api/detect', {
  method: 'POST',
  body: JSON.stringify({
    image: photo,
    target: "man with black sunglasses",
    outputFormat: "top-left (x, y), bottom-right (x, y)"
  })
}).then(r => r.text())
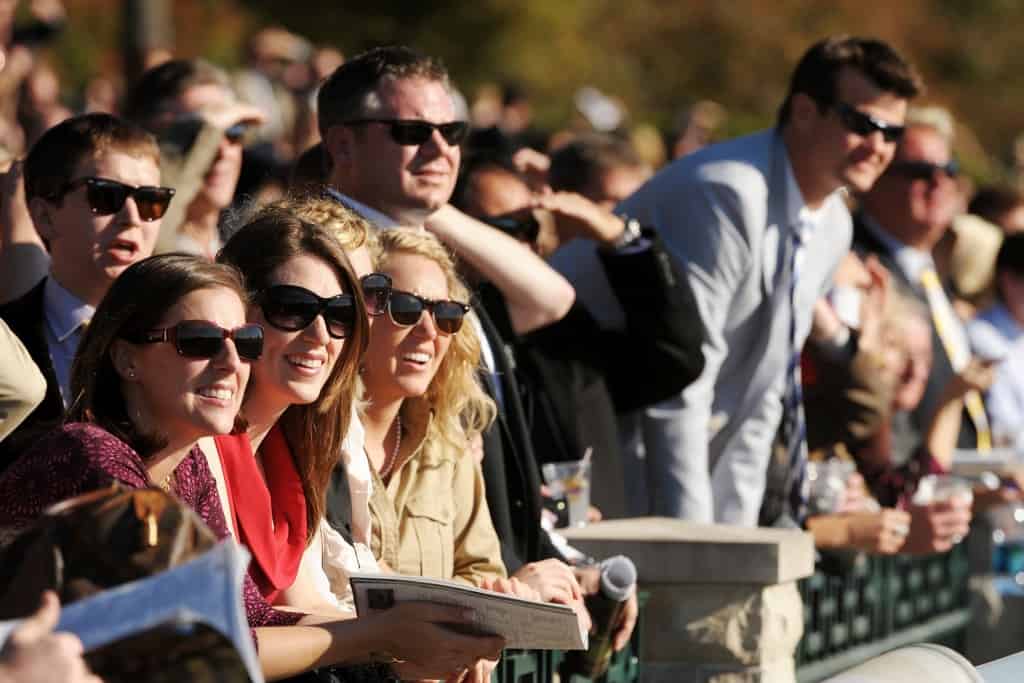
top-left (556, 37), bottom-right (921, 528)
top-left (0, 113), bottom-right (165, 471)
top-left (317, 46), bottom-right (598, 621)
top-left (855, 107), bottom-right (991, 454)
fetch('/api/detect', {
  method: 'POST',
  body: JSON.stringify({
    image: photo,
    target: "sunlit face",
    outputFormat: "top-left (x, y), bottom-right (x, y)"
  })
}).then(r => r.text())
top-left (361, 252), bottom-right (455, 404)
top-left (892, 316), bottom-right (933, 411)
top-left (249, 254), bottom-right (347, 412)
top-left (337, 77), bottom-right (460, 222)
top-left (799, 67), bottom-right (907, 196)
top-left (121, 286), bottom-right (250, 443)
top-left (878, 127), bottom-right (959, 248)
top-left (179, 84), bottom-right (244, 211)
top-left (40, 150), bottom-right (161, 302)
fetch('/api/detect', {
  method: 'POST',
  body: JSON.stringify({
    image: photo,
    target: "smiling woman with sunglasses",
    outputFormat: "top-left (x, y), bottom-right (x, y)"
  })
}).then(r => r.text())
top-left (360, 227), bottom-right (505, 589)
top-left (0, 253), bottom-right (286, 619)
top-left (215, 203), bottom-right (370, 608)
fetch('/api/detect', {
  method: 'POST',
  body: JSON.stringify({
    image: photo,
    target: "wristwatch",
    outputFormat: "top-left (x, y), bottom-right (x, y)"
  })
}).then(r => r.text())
top-left (610, 217), bottom-right (643, 249)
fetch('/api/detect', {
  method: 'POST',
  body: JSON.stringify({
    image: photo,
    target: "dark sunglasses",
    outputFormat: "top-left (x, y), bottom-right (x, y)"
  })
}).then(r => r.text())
top-left (259, 284), bottom-right (356, 339)
top-left (126, 320), bottom-right (264, 361)
top-left (487, 212), bottom-right (541, 244)
top-left (388, 289), bottom-right (470, 335)
top-left (831, 102), bottom-right (905, 144)
top-left (887, 159), bottom-right (960, 181)
top-left (343, 118), bottom-right (469, 146)
top-left (61, 177), bottom-right (175, 222)
top-left (224, 122), bottom-right (250, 145)
top-left (361, 272), bottom-right (392, 317)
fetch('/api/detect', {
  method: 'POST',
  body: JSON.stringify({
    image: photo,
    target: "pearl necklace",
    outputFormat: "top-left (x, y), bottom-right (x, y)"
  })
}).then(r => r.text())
top-left (379, 415), bottom-right (402, 480)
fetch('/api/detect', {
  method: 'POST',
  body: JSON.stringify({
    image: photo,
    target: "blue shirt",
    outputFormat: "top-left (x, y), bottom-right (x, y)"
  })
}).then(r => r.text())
top-left (42, 277), bottom-right (93, 407)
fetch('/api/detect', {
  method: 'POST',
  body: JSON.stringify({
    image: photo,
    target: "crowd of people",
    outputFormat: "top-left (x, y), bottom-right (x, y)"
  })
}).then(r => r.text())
top-left (0, 9), bottom-right (1023, 682)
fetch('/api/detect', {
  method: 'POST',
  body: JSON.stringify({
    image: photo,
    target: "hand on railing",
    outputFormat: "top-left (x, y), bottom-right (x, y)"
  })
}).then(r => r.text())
top-left (902, 498), bottom-right (972, 554)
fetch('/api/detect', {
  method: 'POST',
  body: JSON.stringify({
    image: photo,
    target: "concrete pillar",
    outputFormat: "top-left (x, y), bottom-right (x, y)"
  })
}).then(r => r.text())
top-left (562, 518), bottom-right (815, 683)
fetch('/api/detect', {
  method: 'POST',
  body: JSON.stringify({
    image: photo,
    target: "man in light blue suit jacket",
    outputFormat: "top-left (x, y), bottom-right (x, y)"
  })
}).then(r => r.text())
top-left (552, 36), bottom-right (922, 525)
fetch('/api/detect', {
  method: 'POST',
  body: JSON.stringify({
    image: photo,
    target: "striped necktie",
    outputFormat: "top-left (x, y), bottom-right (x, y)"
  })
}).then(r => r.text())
top-left (919, 268), bottom-right (992, 452)
top-left (781, 225), bottom-right (810, 524)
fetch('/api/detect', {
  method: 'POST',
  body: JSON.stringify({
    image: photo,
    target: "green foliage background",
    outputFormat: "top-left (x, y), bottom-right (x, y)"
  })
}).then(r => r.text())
top-left (53, 0), bottom-right (1024, 178)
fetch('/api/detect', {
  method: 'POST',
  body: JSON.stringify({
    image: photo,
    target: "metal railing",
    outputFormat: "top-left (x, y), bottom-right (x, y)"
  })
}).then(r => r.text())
top-left (796, 544), bottom-right (972, 682)
top-left (491, 593), bottom-right (646, 683)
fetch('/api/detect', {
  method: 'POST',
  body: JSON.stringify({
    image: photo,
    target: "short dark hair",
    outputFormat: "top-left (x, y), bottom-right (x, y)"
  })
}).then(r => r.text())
top-left (777, 36), bottom-right (922, 127)
top-left (24, 113), bottom-right (160, 204)
top-left (122, 58), bottom-right (230, 130)
top-left (68, 254), bottom-right (249, 456)
top-left (548, 133), bottom-right (645, 194)
top-left (289, 142), bottom-right (330, 194)
top-left (451, 152), bottom-right (522, 213)
top-left (317, 45), bottom-right (451, 140)
top-left (969, 186), bottom-right (1024, 228)
top-left (996, 233), bottom-right (1024, 303)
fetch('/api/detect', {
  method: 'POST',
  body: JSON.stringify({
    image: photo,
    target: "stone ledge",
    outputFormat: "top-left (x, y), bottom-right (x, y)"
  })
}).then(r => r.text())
top-left (560, 517), bottom-right (814, 584)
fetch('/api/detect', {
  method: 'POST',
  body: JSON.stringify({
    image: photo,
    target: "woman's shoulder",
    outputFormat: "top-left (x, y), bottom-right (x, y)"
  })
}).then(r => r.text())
top-left (17, 422), bottom-right (140, 467)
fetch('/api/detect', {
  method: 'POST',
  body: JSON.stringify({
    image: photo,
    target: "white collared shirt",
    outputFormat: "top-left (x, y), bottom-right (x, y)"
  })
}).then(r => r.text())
top-left (42, 276), bottom-right (94, 406)
top-left (325, 188), bottom-right (399, 229)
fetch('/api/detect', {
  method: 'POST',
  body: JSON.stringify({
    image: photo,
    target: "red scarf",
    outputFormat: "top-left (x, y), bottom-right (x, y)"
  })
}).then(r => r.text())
top-left (214, 426), bottom-right (308, 602)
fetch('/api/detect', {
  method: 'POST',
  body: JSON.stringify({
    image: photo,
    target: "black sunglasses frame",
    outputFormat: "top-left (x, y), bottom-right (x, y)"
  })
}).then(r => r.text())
top-left (61, 176), bottom-right (176, 222)
top-left (387, 288), bottom-right (471, 335)
top-left (831, 102), bottom-right (905, 144)
top-left (259, 284), bottom-right (357, 340)
top-left (360, 272), bottom-right (392, 317)
top-left (128, 320), bottom-right (264, 361)
top-left (886, 159), bottom-right (960, 181)
top-left (224, 122), bottom-right (250, 144)
top-left (343, 118), bottom-right (469, 146)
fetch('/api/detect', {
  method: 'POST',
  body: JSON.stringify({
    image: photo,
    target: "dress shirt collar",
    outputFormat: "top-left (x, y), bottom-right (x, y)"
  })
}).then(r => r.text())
top-left (43, 276), bottom-right (94, 343)
top-left (859, 213), bottom-right (934, 283)
top-left (325, 187), bottom-right (399, 229)
top-left (782, 150), bottom-right (833, 238)
top-left (982, 301), bottom-right (1023, 338)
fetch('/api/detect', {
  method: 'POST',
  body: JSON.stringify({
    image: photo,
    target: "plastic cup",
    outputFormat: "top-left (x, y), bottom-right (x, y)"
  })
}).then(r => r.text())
top-left (542, 459), bottom-right (591, 528)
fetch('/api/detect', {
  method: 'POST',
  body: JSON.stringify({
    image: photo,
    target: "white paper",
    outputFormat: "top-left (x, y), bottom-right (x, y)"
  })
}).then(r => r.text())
top-left (0, 540), bottom-right (262, 683)
top-left (349, 572), bottom-right (587, 651)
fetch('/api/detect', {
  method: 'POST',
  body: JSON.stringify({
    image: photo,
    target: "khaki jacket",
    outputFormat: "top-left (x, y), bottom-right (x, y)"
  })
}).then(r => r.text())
top-left (369, 399), bottom-right (506, 586)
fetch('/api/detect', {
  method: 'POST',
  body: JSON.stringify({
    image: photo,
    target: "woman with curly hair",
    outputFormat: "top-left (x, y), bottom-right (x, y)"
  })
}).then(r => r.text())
top-left (361, 227), bottom-right (506, 586)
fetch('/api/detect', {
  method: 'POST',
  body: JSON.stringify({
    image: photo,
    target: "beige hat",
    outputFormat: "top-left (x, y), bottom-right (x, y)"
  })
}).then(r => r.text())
top-left (950, 213), bottom-right (1004, 298)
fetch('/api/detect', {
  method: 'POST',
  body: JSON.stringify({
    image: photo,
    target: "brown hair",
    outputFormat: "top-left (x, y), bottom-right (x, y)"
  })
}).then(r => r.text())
top-left (548, 133), bottom-right (646, 194)
top-left (68, 253), bottom-right (249, 457)
top-left (777, 36), bottom-right (922, 127)
top-left (218, 203), bottom-right (370, 541)
top-left (122, 58), bottom-right (231, 130)
top-left (317, 45), bottom-right (452, 140)
top-left (24, 113), bottom-right (160, 204)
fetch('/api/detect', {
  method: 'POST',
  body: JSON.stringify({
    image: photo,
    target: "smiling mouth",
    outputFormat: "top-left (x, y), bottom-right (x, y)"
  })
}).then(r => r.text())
top-left (287, 354), bottom-right (325, 370)
top-left (197, 386), bottom-right (234, 401)
top-left (401, 352), bottom-right (432, 366)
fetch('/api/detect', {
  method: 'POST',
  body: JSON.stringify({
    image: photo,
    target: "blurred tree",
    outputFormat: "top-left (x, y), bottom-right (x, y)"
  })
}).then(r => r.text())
top-left (27, 0), bottom-right (1024, 179)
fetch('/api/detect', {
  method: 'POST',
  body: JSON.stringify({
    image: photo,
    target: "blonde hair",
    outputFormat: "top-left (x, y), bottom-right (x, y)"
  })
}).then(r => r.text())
top-left (373, 228), bottom-right (496, 452)
top-left (263, 194), bottom-right (375, 252)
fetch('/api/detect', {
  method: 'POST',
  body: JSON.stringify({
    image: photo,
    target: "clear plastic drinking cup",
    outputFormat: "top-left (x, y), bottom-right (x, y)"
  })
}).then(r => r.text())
top-left (542, 459), bottom-right (592, 528)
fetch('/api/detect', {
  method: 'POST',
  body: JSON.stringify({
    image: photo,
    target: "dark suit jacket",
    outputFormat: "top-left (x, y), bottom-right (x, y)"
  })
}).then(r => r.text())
top-left (0, 278), bottom-right (64, 470)
top-left (474, 296), bottom-right (562, 573)
top-left (851, 213), bottom-right (975, 451)
top-left (513, 231), bottom-right (705, 516)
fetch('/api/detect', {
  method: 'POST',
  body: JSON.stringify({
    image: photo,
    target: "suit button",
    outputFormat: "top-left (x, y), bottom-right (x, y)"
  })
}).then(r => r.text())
top-left (514, 500), bottom-right (524, 509)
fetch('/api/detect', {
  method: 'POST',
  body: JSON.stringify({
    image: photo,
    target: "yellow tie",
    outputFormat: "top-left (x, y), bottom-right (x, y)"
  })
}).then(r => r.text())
top-left (920, 269), bottom-right (991, 452)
